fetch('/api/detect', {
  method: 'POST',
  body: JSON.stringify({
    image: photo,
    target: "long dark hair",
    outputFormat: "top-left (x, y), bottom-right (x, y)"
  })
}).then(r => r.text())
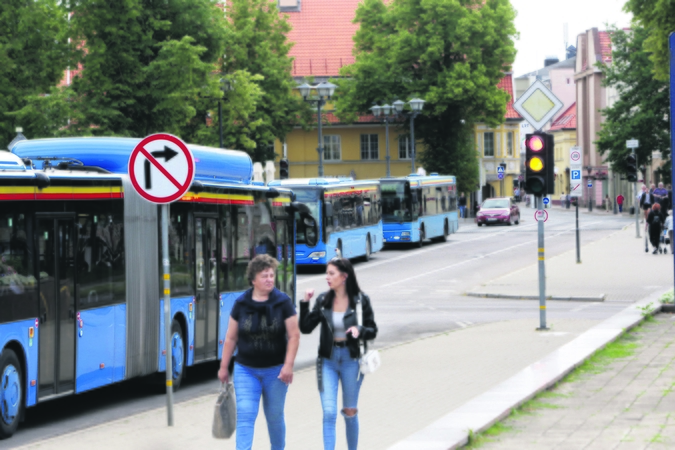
top-left (322, 257), bottom-right (362, 308)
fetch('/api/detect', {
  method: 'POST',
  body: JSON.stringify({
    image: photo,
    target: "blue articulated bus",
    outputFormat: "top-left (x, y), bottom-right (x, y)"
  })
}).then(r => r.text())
top-left (267, 178), bottom-right (383, 264)
top-left (0, 138), bottom-right (316, 439)
top-left (380, 174), bottom-right (459, 246)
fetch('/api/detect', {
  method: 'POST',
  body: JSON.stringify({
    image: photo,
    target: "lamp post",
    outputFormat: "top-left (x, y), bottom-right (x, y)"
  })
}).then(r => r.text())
top-left (371, 103), bottom-right (396, 177)
top-left (393, 98), bottom-right (425, 173)
top-left (298, 82), bottom-right (337, 177)
top-left (217, 78), bottom-right (234, 149)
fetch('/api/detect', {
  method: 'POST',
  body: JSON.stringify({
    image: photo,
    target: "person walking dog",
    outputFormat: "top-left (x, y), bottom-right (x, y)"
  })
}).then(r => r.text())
top-left (300, 257), bottom-right (378, 450)
top-left (217, 254), bottom-right (300, 450)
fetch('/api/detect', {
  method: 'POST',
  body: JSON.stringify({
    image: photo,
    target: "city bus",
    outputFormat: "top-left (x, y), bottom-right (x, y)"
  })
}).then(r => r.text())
top-left (380, 174), bottom-right (458, 247)
top-left (0, 137), bottom-right (317, 439)
top-left (267, 178), bottom-right (383, 264)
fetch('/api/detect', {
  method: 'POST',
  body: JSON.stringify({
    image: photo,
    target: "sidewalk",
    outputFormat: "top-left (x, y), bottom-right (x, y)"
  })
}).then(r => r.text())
top-left (467, 225), bottom-right (672, 303)
top-left (477, 313), bottom-right (675, 449)
top-left (14, 224), bottom-right (673, 450)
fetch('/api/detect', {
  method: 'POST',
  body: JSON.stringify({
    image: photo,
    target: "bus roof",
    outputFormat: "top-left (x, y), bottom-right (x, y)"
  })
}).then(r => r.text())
top-left (381, 174), bottom-right (456, 187)
top-left (10, 137), bottom-right (253, 185)
top-left (268, 178), bottom-right (377, 188)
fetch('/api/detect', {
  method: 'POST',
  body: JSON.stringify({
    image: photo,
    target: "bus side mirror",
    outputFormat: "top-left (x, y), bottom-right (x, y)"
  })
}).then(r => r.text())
top-left (324, 201), bottom-right (333, 218)
top-left (300, 213), bottom-right (318, 247)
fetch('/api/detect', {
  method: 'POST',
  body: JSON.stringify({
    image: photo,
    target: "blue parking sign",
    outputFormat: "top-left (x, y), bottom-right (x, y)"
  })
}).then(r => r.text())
top-left (571, 170), bottom-right (581, 180)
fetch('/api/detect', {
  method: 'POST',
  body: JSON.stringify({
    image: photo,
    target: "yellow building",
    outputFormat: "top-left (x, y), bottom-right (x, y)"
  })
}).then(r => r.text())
top-left (475, 121), bottom-right (521, 200)
top-left (277, 114), bottom-right (424, 180)
top-left (548, 103), bottom-right (577, 204)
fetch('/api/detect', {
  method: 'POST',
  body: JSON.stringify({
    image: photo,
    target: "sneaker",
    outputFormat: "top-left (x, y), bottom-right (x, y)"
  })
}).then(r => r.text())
top-left (653, 249), bottom-right (659, 254)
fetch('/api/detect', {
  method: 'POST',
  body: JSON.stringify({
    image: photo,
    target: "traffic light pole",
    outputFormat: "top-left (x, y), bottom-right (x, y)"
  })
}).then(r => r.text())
top-left (537, 195), bottom-right (548, 330)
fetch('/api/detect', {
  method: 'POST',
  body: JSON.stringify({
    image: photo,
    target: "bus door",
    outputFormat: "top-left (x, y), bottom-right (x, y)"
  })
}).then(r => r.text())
top-left (36, 216), bottom-right (76, 400)
top-left (194, 215), bottom-right (219, 361)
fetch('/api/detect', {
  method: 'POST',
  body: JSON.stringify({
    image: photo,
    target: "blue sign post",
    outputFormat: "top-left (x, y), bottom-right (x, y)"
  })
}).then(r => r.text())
top-left (669, 33), bottom-right (675, 289)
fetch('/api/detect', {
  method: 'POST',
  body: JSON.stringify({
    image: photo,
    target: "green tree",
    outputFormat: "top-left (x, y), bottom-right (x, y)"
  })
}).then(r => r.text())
top-left (623, 0), bottom-right (675, 81)
top-left (335, 0), bottom-right (517, 192)
top-left (596, 26), bottom-right (670, 182)
top-left (67, 0), bottom-right (227, 139)
top-left (0, 0), bottom-right (70, 148)
top-left (222, 0), bottom-right (310, 162)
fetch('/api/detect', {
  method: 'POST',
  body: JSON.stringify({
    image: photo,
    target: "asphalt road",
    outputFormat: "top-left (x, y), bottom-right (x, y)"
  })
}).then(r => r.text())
top-left (7, 205), bottom-right (635, 448)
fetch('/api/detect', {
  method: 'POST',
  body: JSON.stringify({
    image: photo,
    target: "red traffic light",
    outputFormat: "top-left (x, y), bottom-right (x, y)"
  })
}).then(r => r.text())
top-left (527, 135), bottom-right (544, 152)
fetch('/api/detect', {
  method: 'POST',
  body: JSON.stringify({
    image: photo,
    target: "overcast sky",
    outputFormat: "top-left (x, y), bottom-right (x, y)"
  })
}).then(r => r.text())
top-left (510, 0), bottom-right (632, 77)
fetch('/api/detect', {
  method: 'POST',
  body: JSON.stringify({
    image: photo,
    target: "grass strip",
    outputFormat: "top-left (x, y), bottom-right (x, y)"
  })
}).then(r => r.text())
top-left (464, 324), bottom-right (642, 448)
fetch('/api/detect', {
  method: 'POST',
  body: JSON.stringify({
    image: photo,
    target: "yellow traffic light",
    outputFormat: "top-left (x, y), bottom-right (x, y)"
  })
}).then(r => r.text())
top-left (529, 157), bottom-right (544, 172)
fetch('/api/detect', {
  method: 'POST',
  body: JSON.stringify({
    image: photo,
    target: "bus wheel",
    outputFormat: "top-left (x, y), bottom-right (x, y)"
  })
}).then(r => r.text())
top-left (0, 349), bottom-right (23, 439)
top-left (363, 236), bottom-right (371, 262)
top-left (170, 321), bottom-right (185, 391)
top-left (416, 228), bottom-right (425, 248)
top-left (436, 222), bottom-right (449, 243)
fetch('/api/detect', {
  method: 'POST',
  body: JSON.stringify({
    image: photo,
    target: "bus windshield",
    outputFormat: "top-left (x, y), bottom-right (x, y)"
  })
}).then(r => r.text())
top-left (293, 188), bottom-right (321, 244)
top-left (381, 181), bottom-right (411, 223)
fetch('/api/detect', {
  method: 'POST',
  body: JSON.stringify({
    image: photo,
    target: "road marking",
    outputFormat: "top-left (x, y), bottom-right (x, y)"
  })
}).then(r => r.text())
top-left (378, 225), bottom-right (593, 288)
top-left (570, 303), bottom-right (594, 313)
top-left (298, 223), bottom-right (540, 285)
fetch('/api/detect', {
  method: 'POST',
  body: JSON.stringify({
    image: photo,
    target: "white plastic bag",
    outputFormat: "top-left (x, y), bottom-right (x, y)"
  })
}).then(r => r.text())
top-left (212, 382), bottom-right (236, 439)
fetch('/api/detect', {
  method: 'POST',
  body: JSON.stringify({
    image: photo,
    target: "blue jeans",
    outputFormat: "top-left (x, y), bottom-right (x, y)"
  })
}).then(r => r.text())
top-left (459, 205), bottom-right (466, 218)
top-left (233, 363), bottom-right (288, 450)
top-left (320, 346), bottom-right (364, 450)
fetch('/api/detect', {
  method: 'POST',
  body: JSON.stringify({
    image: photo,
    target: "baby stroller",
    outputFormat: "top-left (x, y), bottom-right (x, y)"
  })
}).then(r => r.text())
top-left (661, 228), bottom-right (670, 254)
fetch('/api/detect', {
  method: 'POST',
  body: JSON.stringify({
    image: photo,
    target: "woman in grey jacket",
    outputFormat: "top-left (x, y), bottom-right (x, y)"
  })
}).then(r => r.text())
top-left (300, 257), bottom-right (377, 450)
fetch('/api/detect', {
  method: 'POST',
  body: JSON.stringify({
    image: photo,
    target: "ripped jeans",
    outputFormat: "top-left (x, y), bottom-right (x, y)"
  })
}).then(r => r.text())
top-left (320, 345), bottom-right (364, 450)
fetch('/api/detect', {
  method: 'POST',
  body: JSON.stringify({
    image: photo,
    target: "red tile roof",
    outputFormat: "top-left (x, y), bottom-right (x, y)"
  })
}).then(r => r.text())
top-left (549, 102), bottom-right (576, 131)
top-left (283, 0), bottom-right (360, 77)
top-left (497, 74), bottom-right (520, 119)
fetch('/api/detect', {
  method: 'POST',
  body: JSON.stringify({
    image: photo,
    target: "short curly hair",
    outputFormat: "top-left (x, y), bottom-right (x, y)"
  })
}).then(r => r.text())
top-left (246, 254), bottom-right (279, 286)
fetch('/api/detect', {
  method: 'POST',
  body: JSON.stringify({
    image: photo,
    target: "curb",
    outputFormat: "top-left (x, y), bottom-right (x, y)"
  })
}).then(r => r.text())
top-left (387, 288), bottom-right (671, 450)
top-left (464, 292), bottom-right (605, 302)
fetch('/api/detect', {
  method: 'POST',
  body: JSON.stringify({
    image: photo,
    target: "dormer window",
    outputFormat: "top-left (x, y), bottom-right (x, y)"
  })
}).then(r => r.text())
top-left (278, 0), bottom-right (300, 12)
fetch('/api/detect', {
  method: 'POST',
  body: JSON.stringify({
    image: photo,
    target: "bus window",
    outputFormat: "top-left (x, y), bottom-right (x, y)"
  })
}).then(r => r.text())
top-left (168, 206), bottom-right (194, 297)
top-left (219, 206), bottom-right (232, 292)
top-left (233, 204), bottom-right (252, 290)
top-left (0, 211), bottom-right (38, 322)
top-left (253, 194), bottom-right (276, 258)
top-left (412, 190), bottom-right (422, 220)
top-left (293, 189), bottom-right (320, 244)
top-left (76, 203), bottom-right (126, 309)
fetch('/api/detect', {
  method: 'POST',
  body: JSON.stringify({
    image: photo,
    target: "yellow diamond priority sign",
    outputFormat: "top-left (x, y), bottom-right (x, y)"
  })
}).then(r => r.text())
top-left (513, 80), bottom-right (563, 131)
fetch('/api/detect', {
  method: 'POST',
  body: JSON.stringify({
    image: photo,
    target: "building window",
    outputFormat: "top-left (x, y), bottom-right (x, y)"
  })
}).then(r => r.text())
top-left (360, 134), bottom-right (379, 160)
top-left (278, 0), bottom-right (300, 12)
top-left (398, 136), bottom-right (411, 159)
top-left (323, 135), bottom-right (341, 161)
top-left (483, 132), bottom-right (494, 157)
top-left (506, 131), bottom-right (513, 156)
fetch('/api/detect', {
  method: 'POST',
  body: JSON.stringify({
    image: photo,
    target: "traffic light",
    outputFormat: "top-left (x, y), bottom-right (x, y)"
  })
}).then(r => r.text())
top-left (279, 158), bottom-right (289, 179)
top-left (525, 132), bottom-right (555, 195)
top-left (625, 154), bottom-right (637, 182)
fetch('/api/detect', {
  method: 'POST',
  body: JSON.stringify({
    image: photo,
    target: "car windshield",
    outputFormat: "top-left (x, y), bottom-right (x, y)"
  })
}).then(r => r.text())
top-left (381, 181), bottom-right (411, 223)
top-left (292, 188), bottom-right (321, 244)
top-left (482, 199), bottom-right (509, 209)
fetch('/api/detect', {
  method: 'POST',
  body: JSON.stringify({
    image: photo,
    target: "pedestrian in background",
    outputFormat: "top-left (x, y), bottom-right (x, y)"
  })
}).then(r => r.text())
top-left (218, 254), bottom-right (300, 450)
top-left (458, 192), bottom-right (467, 219)
top-left (667, 184), bottom-right (673, 212)
top-left (654, 182), bottom-right (668, 211)
top-left (604, 194), bottom-right (611, 212)
top-left (666, 211), bottom-right (674, 254)
top-left (640, 185), bottom-right (654, 223)
top-left (616, 194), bottom-right (624, 213)
top-left (300, 257), bottom-right (378, 450)
top-left (560, 191), bottom-right (566, 208)
top-left (647, 203), bottom-right (665, 254)
top-left (514, 187), bottom-right (520, 202)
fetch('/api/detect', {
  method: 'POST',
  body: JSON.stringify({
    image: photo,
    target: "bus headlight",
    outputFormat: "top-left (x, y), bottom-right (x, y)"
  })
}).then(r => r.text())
top-left (308, 252), bottom-right (326, 259)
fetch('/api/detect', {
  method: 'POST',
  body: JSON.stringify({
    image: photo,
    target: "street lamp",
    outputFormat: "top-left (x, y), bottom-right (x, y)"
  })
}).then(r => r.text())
top-left (218, 78), bottom-right (234, 149)
top-left (298, 82), bottom-right (337, 177)
top-left (371, 103), bottom-right (396, 177)
top-left (393, 98), bottom-right (425, 173)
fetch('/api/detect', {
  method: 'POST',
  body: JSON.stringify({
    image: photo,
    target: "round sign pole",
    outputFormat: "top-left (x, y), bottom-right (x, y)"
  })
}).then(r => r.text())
top-left (536, 194), bottom-right (548, 331)
top-left (128, 133), bottom-right (195, 427)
